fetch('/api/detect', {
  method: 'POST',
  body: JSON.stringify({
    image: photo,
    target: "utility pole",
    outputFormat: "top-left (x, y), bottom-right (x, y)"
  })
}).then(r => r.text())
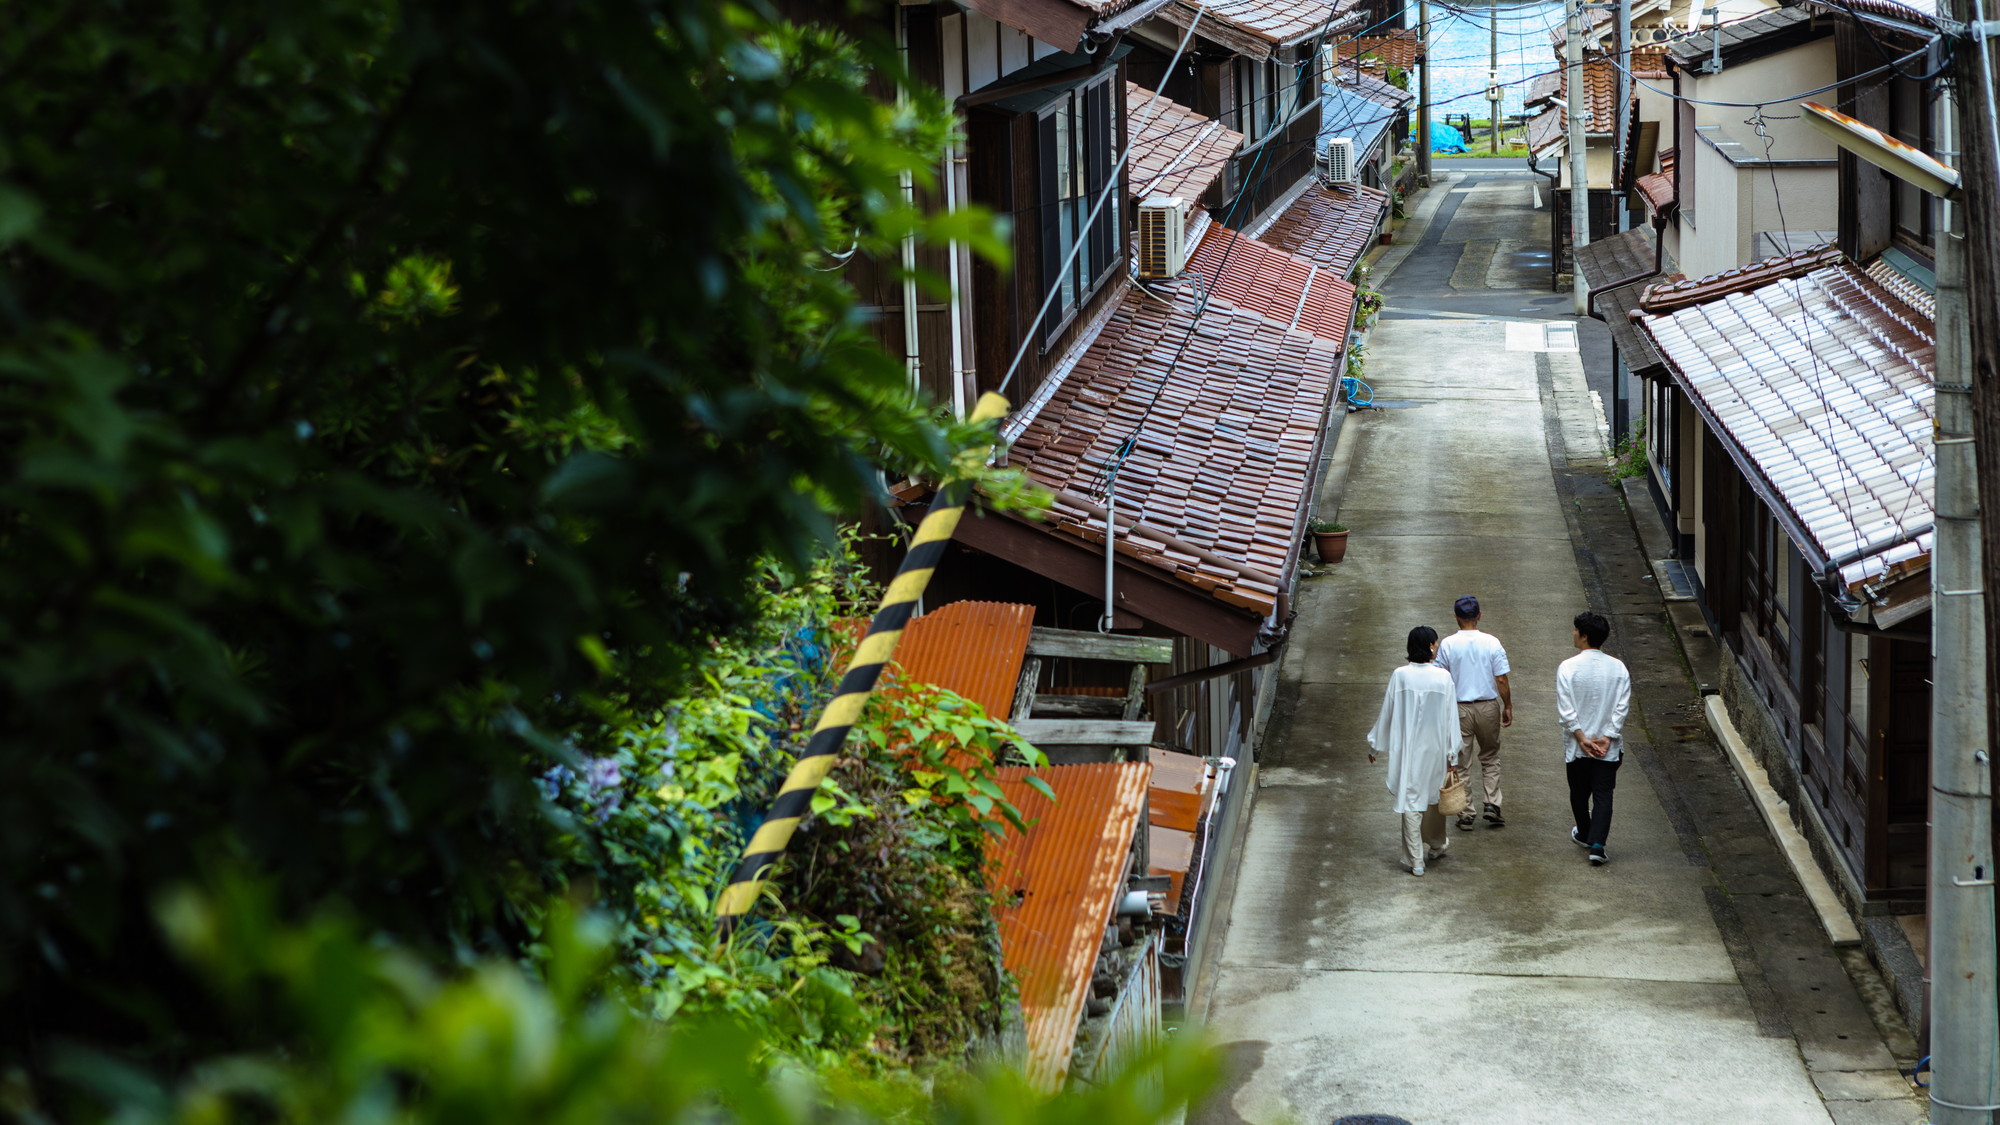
top-left (1417, 0), bottom-right (1432, 187)
top-left (1927, 20), bottom-right (1998, 1121)
top-left (1564, 0), bottom-right (1589, 315)
top-left (1613, 0), bottom-right (1631, 234)
top-left (1488, 0), bottom-right (1500, 154)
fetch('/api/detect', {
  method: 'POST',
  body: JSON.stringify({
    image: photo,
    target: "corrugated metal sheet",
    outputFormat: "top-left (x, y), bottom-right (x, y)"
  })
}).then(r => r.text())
top-left (894, 601), bottom-right (1034, 718)
top-left (1639, 261), bottom-right (1936, 587)
top-left (988, 762), bottom-right (1151, 1092)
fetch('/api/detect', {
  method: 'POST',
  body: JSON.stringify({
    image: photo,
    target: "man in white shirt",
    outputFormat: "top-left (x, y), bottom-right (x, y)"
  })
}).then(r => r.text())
top-left (1434, 595), bottom-right (1512, 830)
top-left (1556, 611), bottom-right (1632, 866)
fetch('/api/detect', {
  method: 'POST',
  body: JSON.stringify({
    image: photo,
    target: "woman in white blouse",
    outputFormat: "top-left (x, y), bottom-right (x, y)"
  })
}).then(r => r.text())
top-left (1367, 625), bottom-right (1463, 876)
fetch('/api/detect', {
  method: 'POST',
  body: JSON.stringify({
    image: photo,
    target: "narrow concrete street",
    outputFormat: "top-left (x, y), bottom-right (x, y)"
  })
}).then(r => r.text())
top-left (1192, 165), bottom-right (1927, 1125)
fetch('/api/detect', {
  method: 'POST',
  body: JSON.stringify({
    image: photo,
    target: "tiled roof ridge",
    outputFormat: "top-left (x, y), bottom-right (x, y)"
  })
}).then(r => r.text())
top-left (1638, 243), bottom-right (1844, 312)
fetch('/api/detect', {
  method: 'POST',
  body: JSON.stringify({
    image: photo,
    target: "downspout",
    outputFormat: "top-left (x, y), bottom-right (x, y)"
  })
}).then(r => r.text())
top-left (943, 139), bottom-right (970, 417)
top-left (897, 10), bottom-right (922, 393)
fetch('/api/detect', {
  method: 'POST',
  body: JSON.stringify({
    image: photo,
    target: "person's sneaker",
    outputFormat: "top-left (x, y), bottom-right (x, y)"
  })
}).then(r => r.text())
top-left (1483, 803), bottom-right (1506, 827)
top-left (1426, 848), bottom-right (1447, 863)
top-left (1456, 813), bottom-right (1477, 830)
top-left (1571, 827), bottom-right (1590, 849)
top-left (1589, 846), bottom-right (1609, 866)
top-left (1412, 862), bottom-right (1426, 877)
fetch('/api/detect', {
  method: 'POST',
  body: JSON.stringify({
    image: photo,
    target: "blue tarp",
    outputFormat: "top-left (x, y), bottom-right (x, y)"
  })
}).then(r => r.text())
top-left (1429, 122), bottom-right (1467, 154)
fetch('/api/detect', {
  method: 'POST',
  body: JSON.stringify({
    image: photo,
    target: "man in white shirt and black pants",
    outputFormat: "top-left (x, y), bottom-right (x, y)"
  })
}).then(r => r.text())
top-left (1557, 611), bottom-right (1632, 866)
top-left (1435, 595), bottom-right (1512, 831)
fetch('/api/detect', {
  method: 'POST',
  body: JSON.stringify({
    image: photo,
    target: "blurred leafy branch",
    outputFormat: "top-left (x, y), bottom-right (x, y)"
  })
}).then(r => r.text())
top-left (0, 0), bottom-right (1085, 1115)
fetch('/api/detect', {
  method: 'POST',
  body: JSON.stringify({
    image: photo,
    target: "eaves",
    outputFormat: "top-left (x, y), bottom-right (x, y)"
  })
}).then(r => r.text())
top-left (1694, 124), bottom-right (1837, 169)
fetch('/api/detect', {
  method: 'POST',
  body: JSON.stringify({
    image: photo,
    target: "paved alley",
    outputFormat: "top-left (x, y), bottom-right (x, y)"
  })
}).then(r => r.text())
top-left (1192, 168), bottom-right (1926, 1125)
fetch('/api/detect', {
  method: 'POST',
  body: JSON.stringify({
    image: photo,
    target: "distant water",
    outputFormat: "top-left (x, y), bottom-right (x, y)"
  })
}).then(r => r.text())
top-left (1415, 0), bottom-right (1565, 126)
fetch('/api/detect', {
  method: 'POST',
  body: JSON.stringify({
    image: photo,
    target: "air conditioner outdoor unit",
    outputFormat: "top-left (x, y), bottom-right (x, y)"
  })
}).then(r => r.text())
top-left (1319, 137), bottom-right (1356, 186)
top-left (1137, 195), bottom-right (1190, 279)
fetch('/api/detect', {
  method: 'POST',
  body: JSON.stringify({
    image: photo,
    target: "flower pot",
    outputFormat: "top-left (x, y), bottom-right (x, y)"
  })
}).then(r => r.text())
top-left (1313, 530), bottom-right (1350, 563)
top-left (1378, 230), bottom-right (1395, 245)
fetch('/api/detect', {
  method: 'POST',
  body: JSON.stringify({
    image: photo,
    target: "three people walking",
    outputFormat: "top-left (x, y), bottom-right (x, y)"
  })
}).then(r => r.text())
top-left (1371, 601), bottom-right (1630, 872)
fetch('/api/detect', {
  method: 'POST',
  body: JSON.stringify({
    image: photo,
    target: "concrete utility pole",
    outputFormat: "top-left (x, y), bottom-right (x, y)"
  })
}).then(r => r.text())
top-left (1926, 27), bottom-right (1999, 1122)
top-left (1417, 0), bottom-right (1432, 187)
top-left (1488, 0), bottom-right (1501, 154)
top-left (1564, 0), bottom-right (1589, 314)
top-left (1613, 0), bottom-right (1631, 234)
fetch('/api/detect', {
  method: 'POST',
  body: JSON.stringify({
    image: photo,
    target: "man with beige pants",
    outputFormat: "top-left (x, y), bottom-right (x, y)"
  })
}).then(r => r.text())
top-left (1435, 595), bottom-right (1512, 830)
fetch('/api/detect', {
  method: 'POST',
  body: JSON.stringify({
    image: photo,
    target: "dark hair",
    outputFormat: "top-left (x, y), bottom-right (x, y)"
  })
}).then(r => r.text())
top-left (1574, 611), bottom-right (1609, 648)
top-left (1407, 625), bottom-right (1438, 663)
top-left (1454, 595), bottom-right (1480, 621)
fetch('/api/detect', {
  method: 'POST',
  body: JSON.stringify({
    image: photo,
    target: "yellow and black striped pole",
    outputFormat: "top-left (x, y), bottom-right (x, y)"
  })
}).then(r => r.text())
top-left (715, 392), bottom-right (1010, 932)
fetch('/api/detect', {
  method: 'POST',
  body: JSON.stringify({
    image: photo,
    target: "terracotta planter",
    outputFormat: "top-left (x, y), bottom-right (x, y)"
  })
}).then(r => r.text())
top-left (1314, 530), bottom-right (1350, 563)
top-left (1378, 230), bottom-right (1395, 245)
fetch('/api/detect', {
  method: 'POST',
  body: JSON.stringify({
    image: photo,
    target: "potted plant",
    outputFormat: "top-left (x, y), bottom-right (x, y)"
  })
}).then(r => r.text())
top-left (1309, 520), bottom-right (1350, 563)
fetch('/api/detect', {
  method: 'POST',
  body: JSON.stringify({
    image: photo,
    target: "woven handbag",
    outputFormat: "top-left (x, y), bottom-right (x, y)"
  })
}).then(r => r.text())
top-left (1437, 768), bottom-right (1469, 817)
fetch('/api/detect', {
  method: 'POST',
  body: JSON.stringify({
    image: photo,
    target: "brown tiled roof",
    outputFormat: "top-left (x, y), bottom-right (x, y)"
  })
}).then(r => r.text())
top-left (1525, 58), bottom-right (1623, 154)
top-left (1187, 226), bottom-right (1360, 341)
top-left (957, 0), bottom-right (1165, 51)
top-left (1635, 171), bottom-right (1676, 214)
top-left (1638, 260), bottom-right (1936, 587)
top-left (1665, 7), bottom-right (1825, 69)
top-left (1525, 69), bottom-right (1562, 109)
top-left (1332, 61), bottom-right (1415, 110)
top-left (1005, 282), bottom-right (1346, 616)
top-left (1336, 29), bottom-right (1422, 72)
top-left (988, 762), bottom-right (1150, 1092)
top-left (893, 601), bottom-right (1034, 718)
top-left (1127, 82), bottom-right (1244, 203)
top-left (1527, 106), bottom-right (1564, 155)
top-left (1639, 243), bottom-right (1842, 313)
top-left (1255, 182), bottom-right (1389, 280)
top-left (1159, 0), bottom-right (1344, 59)
top-left (1630, 45), bottom-right (1673, 76)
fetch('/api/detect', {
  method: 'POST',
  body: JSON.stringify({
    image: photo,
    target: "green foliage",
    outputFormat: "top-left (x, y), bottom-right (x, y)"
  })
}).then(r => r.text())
top-left (784, 683), bottom-right (1047, 1062)
top-left (1345, 341), bottom-right (1370, 383)
top-left (29, 881), bottom-right (1217, 1125)
top-left (1608, 415), bottom-right (1649, 482)
top-left (1308, 521), bottom-right (1348, 534)
top-left (1353, 264), bottom-right (1386, 328)
top-left (0, 0), bottom-right (1009, 1097)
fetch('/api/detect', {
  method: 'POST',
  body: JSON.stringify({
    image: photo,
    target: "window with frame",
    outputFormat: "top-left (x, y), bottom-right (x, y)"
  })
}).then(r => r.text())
top-left (1887, 76), bottom-right (1933, 251)
top-left (1038, 74), bottom-right (1117, 341)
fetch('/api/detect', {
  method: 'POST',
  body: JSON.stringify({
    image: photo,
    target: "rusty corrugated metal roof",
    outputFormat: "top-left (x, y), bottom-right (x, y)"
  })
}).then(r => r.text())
top-left (988, 762), bottom-right (1150, 1092)
top-left (893, 601), bottom-right (1034, 718)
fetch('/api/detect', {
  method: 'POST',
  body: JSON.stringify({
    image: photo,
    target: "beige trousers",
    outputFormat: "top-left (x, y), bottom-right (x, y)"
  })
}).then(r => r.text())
top-left (1457, 698), bottom-right (1504, 812)
top-left (1402, 804), bottom-right (1449, 869)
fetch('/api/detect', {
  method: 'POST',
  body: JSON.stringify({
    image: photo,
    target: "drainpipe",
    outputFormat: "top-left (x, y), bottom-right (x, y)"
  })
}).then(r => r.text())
top-left (943, 140), bottom-right (970, 417)
top-left (897, 10), bottom-right (922, 393)
top-left (1582, 214), bottom-right (1668, 316)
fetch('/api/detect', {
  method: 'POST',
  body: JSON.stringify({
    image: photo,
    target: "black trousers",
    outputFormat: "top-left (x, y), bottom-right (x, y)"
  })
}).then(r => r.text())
top-left (1567, 756), bottom-right (1622, 848)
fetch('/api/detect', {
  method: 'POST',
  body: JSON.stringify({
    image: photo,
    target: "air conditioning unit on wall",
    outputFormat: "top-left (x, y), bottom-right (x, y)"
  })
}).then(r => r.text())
top-left (1137, 195), bottom-right (1190, 279)
top-left (1319, 137), bottom-right (1356, 186)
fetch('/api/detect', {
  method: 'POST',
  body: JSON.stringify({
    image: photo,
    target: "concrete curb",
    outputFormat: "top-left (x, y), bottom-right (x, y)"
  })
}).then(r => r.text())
top-left (1703, 696), bottom-right (1863, 948)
